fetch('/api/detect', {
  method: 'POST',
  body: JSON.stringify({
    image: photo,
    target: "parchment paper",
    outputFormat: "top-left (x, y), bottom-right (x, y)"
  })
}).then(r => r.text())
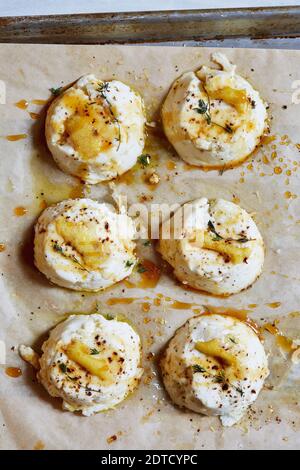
top-left (0, 44), bottom-right (300, 450)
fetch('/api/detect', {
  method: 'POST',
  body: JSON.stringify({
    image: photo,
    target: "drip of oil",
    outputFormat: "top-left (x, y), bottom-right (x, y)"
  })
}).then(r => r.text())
top-left (30, 154), bottom-right (84, 209)
top-left (137, 259), bottom-right (161, 288)
top-left (5, 367), bottom-right (22, 378)
top-left (262, 322), bottom-right (294, 353)
top-left (260, 134), bottom-right (276, 146)
top-left (29, 112), bottom-right (40, 120)
top-left (6, 134), bottom-right (27, 141)
top-left (177, 282), bottom-right (231, 299)
top-left (31, 99), bottom-right (47, 106)
top-left (262, 154), bottom-right (270, 164)
top-left (58, 92), bottom-right (117, 160)
top-left (171, 301), bottom-right (195, 310)
top-left (232, 195), bottom-right (240, 204)
top-left (116, 169), bottom-right (136, 185)
top-left (106, 298), bottom-right (136, 306)
top-left (166, 160), bottom-right (177, 171)
top-left (142, 302), bottom-right (151, 312)
top-left (14, 206), bottom-right (27, 216)
top-left (204, 306), bottom-right (261, 338)
top-left (33, 440), bottom-right (45, 450)
top-left (266, 302), bottom-right (281, 309)
top-left (15, 99), bottom-right (29, 110)
top-left (123, 279), bottom-right (136, 289)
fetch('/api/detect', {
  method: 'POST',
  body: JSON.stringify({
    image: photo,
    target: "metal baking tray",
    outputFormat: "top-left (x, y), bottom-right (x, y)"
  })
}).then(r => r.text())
top-left (0, 6), bottom-right (300, 49)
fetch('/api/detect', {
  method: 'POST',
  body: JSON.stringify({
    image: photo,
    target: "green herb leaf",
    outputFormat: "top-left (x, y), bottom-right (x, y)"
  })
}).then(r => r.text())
top-left (50, 87), bottom-right (62, 96)
top-left (214, 372), bottom-right (226, 384)
top-left (224, 124), bottom-right (233, 134)
top-left (193, 99), bottom-right (211, 125)
top-left (97, 82), bottom-right (121, 151)
top-left (53, 242), bottom-right (63, 253)
top-left (192, 364), bottom-right (206, 373)
top-left (90, 348), bottom-right (99, 355)
top-left (212, 235), bottom-right (222, 241)
top-left (236, 237), bottom-right (249, 243)
top-left (59, 363), bottom-right (67, 373)
top-left (138, 154), bottom-right (151, 168)
top-left (207, 220), bottom-right (223, 241)
top-left (194, 88), bottom-right (234, 134)
top-left (228, 336), bottom-right (238, 344)
top-left (235, 387), bottom-right (244, 396)
top-left (125, 260), bottom-right (134, 268)
top-left (137, 263), bottom-right (147, 273)
top-left (194, 99), bottom-right (208, 114)
top-left (208, 221), bottom-right (251, 245)
top-left (212, 121), bottom-right (234, 133)
top-left (143, 240), bottom-right (151, 246)
top-left (67, 375), bottom-right (77, 381)
top-left (104, 313), bottom-right (114, 321)
top-left (97, 82), bottom-right (110, 97)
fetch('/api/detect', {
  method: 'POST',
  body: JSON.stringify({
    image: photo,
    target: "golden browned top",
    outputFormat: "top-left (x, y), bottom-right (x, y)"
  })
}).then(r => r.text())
top-left (55, 91), bottom-right (118, 160)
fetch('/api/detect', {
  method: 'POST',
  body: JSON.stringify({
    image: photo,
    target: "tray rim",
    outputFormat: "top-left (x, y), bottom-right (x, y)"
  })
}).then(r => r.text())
top-left (0, 6), bottom-right (300, 45)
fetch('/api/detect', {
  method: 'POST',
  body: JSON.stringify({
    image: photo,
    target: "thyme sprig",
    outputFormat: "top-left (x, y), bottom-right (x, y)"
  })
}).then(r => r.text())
top-left (214, 369), bottom-right (226, 384)
top-left (228, 336), bottom-right (238, 345)
top-left (235, 237), bottom-right (250, 243)
top-left (58, 362), bottom-right (104, 393)
top-left (52, 242), bottom-right (89, 272)
top-left (207, 220), bottom-right (223, 241)
top-left (192, 364), bottom-right (244, 396)
top-left (215, 371), bottom-right (244, 396)
top-left (90, 348), bottom-right (100, 355)
top-left (192, 364), bottom-right (206, 373)
top-left (194, 87), bottom-right (233, 134)
top-left (97, 82), bottom-right (121, 151)
top-left (207, 220), bottom-right (251, 244)
top-left (194, 99), bottom-right (211, 123)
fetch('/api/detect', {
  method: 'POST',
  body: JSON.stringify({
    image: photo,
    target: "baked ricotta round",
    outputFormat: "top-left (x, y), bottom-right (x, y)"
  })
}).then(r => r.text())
top-left (161, 314), bottom-right (269, 426)
top-left (162, 53), bottom-right (268, 169)
top-left (158, 197), bottom-right (264, 296)
top-left (46, 74), bottom-right (146, 183)
top-left (34, 198), bottom-right (137, 291)
top-left (38, 314), bottom-right (143, 415)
